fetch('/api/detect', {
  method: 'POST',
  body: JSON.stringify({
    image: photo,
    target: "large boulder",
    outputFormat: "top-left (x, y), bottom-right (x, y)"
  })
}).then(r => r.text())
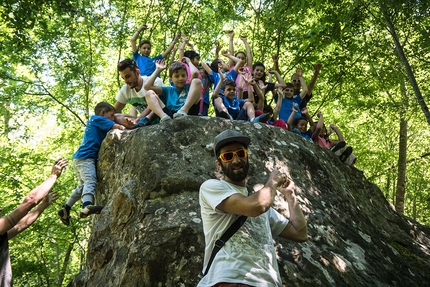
top-left (67, 116), bottom-right (430, 287)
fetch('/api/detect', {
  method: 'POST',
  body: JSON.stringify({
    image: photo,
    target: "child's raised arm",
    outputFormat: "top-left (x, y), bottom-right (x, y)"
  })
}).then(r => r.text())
top-left (161, 32), bottom-right (181, 59)
top-left (273, 88), bottom-right (283, 121)
top-left (268, 69), bottom-right (287, 89)
top-left (178, 34), bottom-right (188, 60)
top-left (222, 51), bottom-right (242, 74)
top-left (287, 105), bottom-right (298, 131)
top-left (131, 24), bottom-right (147, 53)
top-left (311, 111), bottom-right (323, 141)
top-left (296, 67), bottom-right (308, 99)
top-left (228, 30), bottom-right (235, 68)
top-left (212, 68), bottom-right (226, 99)
top-left (240, 35), bottom-right (253, 67)
top-left (329, 124), bottom-right (345, 142)
top-left (143, 60), bottom-right (166, 95)
top-left (307, 63), bottom-right (322, 96)
top-left (182, 56), bottom-right (199, 80)
top-left (201, 61), bottom-right (213, 76)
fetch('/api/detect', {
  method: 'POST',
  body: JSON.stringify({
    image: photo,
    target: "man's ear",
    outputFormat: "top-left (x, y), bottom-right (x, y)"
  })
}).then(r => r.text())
top-left (136, 68), bottom-right (140, 75)
top-left (215, 158), bottom-right (221, 168)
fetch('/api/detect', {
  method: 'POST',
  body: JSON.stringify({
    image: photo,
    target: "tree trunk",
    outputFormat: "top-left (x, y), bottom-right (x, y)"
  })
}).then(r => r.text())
top-left (395, 78), bottom-right (408, 214)
top-left (379, 3), bottom-right (430, 125)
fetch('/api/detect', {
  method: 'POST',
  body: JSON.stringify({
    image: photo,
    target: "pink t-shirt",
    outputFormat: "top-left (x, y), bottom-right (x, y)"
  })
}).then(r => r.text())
top-left (315, 136), bottom-right (336, 149)
top-left (232, 65), bottom-right (252, 93)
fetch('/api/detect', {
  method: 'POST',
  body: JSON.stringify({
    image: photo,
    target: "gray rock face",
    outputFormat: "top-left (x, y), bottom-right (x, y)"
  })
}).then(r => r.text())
top-left (68, 116), bottom-right (430, 287)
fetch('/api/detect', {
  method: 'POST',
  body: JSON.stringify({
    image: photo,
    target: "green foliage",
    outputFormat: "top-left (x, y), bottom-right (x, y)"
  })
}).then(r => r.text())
top-left (0, 0), bottom-right (429, 285)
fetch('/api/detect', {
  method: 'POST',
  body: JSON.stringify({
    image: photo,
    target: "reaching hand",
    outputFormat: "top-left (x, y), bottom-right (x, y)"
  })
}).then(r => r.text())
top-left (138, 24), bottom-right (148, 31)
top-left (238, 67), bottom-right (247, 75)
top-left (296, 67), bottom-right (303, 77)
top-left (268, 170), bottom-right (288, 189)
top-left (51, 158), bottom-right (68, 178)
top-left (258, 80), bottom-right (267, 90)
top-left (155, 59), bottom-right (166, 70)
top-left (277, 178), bottom-right (296, 198)
top-left (313, 63), bottom-right (322, 71)
top-left (301, 107), bottom-right (308, 115)
top-left (215, 41), bottom-right (221, 52)
top-left (41, 192), bottom-right (59, 206)
top-left (239, 35), bottom-right (247, 42)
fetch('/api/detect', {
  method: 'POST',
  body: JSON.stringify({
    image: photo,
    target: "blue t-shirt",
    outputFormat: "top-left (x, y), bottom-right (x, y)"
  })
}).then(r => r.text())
top-left (218, 95), bottom-right (245, 119)
top-left (132, 51), bottom-right (163, 76)
top-left (202, 78), bottom-right (211, 104)
top-left (279, 96), bottom-right (302, 122)
top-left (301, 129), bottom-right (313, 141)
top-left (160, 85), bottom-right (191, 112)
top-left (73, 115), bottom-right (116, 159)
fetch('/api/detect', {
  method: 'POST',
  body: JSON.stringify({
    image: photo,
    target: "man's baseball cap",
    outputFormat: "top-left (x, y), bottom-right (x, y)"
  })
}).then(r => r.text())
top-left (213, 130), bottom-right (251, 155)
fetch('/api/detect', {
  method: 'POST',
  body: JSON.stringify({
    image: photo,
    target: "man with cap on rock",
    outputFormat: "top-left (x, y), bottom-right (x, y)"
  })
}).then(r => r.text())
top-left (198, 129), bottom-right (308, 287)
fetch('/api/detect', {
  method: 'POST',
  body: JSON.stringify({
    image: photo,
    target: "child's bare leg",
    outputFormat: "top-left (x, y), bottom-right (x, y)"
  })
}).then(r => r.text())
top-left (178, 79), bottom-right (202, 114)
top-left (244, 101), bottom-right (256, 121)
top-left (145, 90), bottom-right (168, 118)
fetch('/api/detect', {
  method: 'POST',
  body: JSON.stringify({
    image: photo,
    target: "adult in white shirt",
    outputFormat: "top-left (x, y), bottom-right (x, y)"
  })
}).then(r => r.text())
top-left (198, 130), bottom-right (308, 287)
top-left (115, 59), bottom-right (164, 127)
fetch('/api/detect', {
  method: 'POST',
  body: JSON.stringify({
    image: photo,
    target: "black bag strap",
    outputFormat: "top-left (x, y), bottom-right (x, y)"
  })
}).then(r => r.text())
top-left (200, 215), bottom-right (247, 278)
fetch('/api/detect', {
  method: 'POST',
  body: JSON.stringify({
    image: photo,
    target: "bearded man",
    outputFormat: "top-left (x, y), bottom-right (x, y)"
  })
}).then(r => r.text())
top-left (198, 129), bottom-right (308, 287)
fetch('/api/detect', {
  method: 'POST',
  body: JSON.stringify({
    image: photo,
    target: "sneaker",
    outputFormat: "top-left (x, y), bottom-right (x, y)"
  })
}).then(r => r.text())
top-left (339, 146), bottom-right (353, 162)
top-left (160, 114), bottom-right (172, 123)
top-left (173, 109), bottom-right (187, 118)
top-left (252, 113), bottom-right (270, 123)
top-left (330, 141), bottom-right (346, 153)
top-left (58, 205), bottom-right (70, 226)
top-left (80, 205), bottom-right (104, 218)
top-left (133, 117), bottom-right (151, 128)
top-left (219, 111), bottom-right (233, 120)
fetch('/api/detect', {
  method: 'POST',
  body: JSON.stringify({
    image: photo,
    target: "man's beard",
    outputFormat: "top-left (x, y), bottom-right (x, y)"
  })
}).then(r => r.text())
top-left (220, 159), bottom-right (249, 182)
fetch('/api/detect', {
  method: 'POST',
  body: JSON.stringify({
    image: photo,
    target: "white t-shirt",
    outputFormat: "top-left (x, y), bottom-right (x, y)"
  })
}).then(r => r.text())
top-left (198, 179), bottom-right (289, 287)
top-left (115, 76), bottom-right (163, 113)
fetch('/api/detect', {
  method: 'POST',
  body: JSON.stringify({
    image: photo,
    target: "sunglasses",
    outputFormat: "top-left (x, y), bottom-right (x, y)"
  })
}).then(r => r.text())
top-left (292, 79), bottom-right (300, 83)
top-left (219, 148), bottom-right (248, 163)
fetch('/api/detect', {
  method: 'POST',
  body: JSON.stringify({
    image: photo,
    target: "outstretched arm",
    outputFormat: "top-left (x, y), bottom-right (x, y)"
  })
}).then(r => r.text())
top-left (311, 111), bottom-right (323, 141)
top-left (222, 51), bottom-right (242, 74)
top-left (161, 32), bottom-right (181, 59)
top-left (7, 192), bottom-right (58, 240)
top-left (268, 70), bottom-right (287, 89)
top-left (131, 24), bottom-right (147, 53)
top-left (273, 88), bottom-right (283, 120)
top-left (178, 34), bottom-right (188, 60)
top-left (228, 30), bottom-right (235, 68)
top-left (287, 105), bottom-right (298, 131)
top-left (272, 54), bottom-right (280, 74)
top-left (307, 63), bottom-right (322, 96)
top-left (296, 68), bottom-right (308, 99)
top-left (0, 159), bottom-right (68, 236)
top-left (143, 60), bottom-right (165, 94)
top-left (240, 35), bottom-right (253, 67)
top-left (329, 124), bottom-right (345, 142)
